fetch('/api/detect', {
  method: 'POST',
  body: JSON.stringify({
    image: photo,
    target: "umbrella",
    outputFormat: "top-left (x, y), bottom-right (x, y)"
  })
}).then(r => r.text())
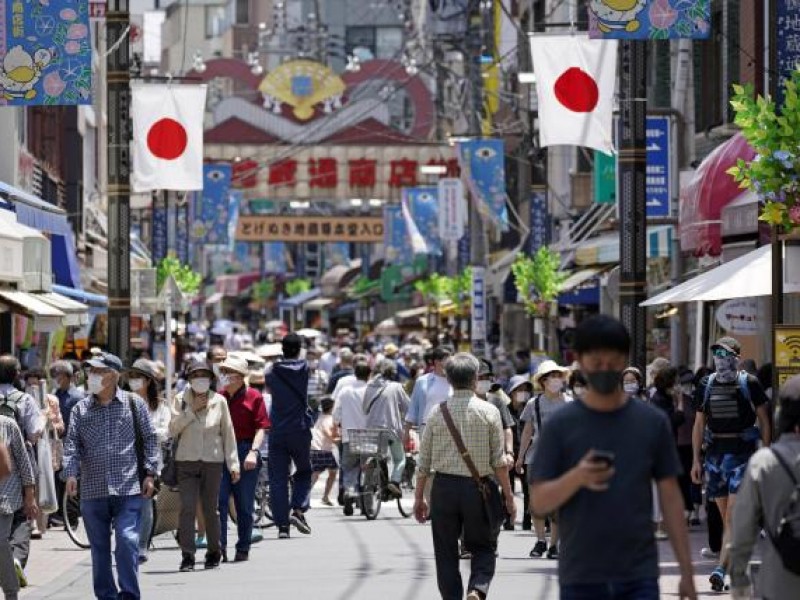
top-left (296, 328), bottom-right (322, 339)
top-left (375, 318), bottom-right (400, 336)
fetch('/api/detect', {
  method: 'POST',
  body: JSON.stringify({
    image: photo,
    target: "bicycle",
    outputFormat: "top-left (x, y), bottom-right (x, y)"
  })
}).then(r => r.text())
top-left (347, 429), bottom-right (411, 520)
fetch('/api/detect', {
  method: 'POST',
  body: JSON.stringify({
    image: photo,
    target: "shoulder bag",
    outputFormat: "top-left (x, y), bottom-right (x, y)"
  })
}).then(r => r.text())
top-left (130, 396), bottom-right (160, 494)
top-left (440, 403), bottom-right (504, 534)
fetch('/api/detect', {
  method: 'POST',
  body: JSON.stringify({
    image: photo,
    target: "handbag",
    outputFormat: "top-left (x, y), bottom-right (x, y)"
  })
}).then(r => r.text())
top-left (160, 437), bottom-right (180, 489)
top-left (36, 435), bottom-right (58, 514)
top-left (440, 403), bottom-right (504, 534)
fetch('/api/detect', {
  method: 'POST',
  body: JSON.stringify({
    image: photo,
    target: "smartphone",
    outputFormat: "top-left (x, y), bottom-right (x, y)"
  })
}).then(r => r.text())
top-left (591, 451), bottom-right (615, 468)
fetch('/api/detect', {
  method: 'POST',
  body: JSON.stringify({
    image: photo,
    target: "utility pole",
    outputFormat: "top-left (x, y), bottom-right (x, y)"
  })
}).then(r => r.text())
top-left (106, 0), bottom-right (132, 364)
top-left (618, 40), bottom-right (648, 370)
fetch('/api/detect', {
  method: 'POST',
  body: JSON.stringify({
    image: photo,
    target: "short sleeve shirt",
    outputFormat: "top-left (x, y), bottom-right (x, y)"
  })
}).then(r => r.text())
top-left (520, 394), bottom-right (569, 465)
top-left (529, 398), bottom-right (681, 586)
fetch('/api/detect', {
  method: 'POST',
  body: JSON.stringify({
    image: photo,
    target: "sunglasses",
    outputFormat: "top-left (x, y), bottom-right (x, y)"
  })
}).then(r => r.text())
top-left (712, 348), bottom-right (735, 358)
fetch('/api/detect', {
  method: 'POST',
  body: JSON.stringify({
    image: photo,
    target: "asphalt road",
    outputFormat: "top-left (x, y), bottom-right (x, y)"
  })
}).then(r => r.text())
top-left (22, 492), bottom-right (728, 600)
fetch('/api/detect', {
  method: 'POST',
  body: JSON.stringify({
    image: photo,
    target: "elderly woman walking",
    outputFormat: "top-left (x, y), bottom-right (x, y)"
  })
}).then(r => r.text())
top-left (170, 359), bottom-right (240, 572)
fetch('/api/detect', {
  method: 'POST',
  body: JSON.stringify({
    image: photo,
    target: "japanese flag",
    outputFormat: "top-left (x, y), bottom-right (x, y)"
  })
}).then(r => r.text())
top-left (131, 83), bottom-right (207, 192)
top-left (530, 35), bottom-right (617, 156)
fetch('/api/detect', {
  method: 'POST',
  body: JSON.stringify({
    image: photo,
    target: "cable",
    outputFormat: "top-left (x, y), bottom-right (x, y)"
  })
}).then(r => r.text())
top-left (180, 0), bottom-right (189, 75)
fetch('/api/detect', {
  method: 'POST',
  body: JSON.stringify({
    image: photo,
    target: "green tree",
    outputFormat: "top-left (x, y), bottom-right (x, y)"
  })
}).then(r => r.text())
top-left (156, 256), bottom-right (202, 296)
top-left (251, 280), bottom-right (275, 305)
top-left (414, 273), bottom-right (449, 305)
top-left (443, 267), bottom-right (472, 314)
top-left (285, 278), bottom-right (312, 297)
top-left (727, 70), bottom-right (800, 229)
top-left (511, 248), bottom-right (567, 317)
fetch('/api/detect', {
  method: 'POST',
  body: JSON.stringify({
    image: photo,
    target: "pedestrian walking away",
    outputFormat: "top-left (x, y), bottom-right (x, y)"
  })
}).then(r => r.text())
top-left (529, 315), bottom-right (697, 600)
top-left (217, 355), bottom-right (269, 561)
top-left (265, 333), bottom-right (314, 539)
top-left (414, 353), bottom-right (515, 600)
top-left (310, 396), bottom-right (340, 506)
top-left (62, 352), bottom-right (159, 600)
top-left (691, 336), bottom-right (771, 592)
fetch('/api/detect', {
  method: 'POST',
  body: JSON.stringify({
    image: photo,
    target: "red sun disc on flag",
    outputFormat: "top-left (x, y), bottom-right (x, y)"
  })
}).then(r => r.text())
top-left (147, 118), bottom-right (188, 160)
top-left (553, 67), bottom-right (599, 113)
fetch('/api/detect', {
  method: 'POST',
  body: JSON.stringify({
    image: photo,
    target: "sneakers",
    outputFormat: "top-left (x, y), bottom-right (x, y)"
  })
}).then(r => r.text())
top-left (709, 567), bottom-right (726, 592)
top-left (14, 558), bottom-right (27, 588)
top-left (278, 526), bottom-right (291, 539)
top-left (700, 547), bottom-right (720, 560)
top-left (654, 529), bottom-right (669, 541)
top-left (466, 590), bottom-right (485, 600)
top-left (234, 550), bottom-right (249, 562)
top-left (251, 530), bottom-right (264, 543)
top-left (179, 553), bottom-right (195, 572)
top-left (529, 540), bottom-right (547, 558)
top-left (195, 535), bottom-right (207, 549)
top-left (546, 545), bottom-right (558, 560)
top-left (343, 498), bottom-right (354, 516)
top-left (204, 551), bottom-right (221, 570)
top-left (290, 511), bottom-right (312, 535)
top-left (386, 482), bottom-right (402, 499)
top-left (138, 553), bottom-right (149, 565)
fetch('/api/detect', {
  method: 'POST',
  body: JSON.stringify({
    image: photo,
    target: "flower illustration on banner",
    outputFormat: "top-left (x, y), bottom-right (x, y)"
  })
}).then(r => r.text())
top-left (588, 0), bottom-right (710, 40)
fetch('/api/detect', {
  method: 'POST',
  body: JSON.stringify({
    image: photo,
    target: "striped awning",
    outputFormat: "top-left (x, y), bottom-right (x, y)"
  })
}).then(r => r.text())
top-left (575, 226), bottom-right (673, 267)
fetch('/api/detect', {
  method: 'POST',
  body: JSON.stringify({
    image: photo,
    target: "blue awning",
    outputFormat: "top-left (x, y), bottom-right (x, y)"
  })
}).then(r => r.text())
top-left (51, 284), bottom-right (107, 307)
top-left (278, 288), bottom-right (321, 309)
top-left (332, 301), bottom-right (357, 317)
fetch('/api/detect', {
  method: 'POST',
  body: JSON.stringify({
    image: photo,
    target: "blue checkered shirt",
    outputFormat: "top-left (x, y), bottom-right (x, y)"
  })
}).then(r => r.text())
top-left (0, 416), bottom-right (35, 515)
top-left (62, 389), bottom-right (159, 501)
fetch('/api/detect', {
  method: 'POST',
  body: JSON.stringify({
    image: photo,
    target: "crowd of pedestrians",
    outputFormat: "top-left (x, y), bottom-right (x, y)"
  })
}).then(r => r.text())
top-left (0, 313), bottom-right (797, 600)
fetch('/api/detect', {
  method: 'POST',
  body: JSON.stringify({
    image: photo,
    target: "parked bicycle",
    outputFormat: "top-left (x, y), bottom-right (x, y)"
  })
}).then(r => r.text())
top-left (347, 428), bottom-right (411, 520)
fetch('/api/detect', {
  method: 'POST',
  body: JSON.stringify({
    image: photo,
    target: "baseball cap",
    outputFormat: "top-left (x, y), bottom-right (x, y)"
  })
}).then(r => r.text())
top-left (711, 336), bottom-right (741, 355)
top-left (185, 359), bottom-right (213, 378)
top-left (85, 352), bottom-right (123, 372)
top-left (478, 358), bottom-right (494, 377)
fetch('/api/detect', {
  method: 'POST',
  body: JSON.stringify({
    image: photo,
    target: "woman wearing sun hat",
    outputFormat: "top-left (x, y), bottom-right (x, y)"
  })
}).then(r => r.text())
top-left (516, 359), bottom-right (571, 560)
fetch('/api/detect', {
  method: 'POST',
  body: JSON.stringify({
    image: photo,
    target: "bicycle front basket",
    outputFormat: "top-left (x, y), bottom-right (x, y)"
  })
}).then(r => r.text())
top-left (348, 429), bottom-right (389, 455)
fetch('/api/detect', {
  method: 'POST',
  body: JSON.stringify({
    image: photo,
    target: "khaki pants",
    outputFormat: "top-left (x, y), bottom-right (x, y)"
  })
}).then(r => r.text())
top-left (177, 461), bottom-right (223, 555)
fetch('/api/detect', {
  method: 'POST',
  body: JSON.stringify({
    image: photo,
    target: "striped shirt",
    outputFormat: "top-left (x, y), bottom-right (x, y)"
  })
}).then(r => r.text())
top-left (418, 390), bottom-right (506, 478)
top-left (0, 416), bottom-right (35, 515)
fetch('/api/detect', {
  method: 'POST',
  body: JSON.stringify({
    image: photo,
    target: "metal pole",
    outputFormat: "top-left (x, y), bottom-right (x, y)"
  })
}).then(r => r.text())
top-left (107, 0), bottom-right (132, 364)
top-left (618, 40), bottom-right (648, 370)
top-left (165, 291), bottom-right (173, 406)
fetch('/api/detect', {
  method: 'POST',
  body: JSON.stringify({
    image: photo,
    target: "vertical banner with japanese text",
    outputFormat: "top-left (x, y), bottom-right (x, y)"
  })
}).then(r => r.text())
top-left (471, 266), bottom-right (488, 359)
top-left (437, 178), bottom-right (466, 241)
top-left (190, 164), bottom-right (231, 245)
top-left (406, 187), bottom-right (442, 255)
top-left (383, 205), bottom-right (407, 264)
top-left (151, 193), bottom-right (168, 264)
top-left (458, 139), bottom-right (509, 231)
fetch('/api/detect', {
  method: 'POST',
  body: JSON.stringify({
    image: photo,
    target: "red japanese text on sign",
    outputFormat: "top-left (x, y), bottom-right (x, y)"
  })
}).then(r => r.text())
top-left (349, 159), bottom-right (377, 187)
top-left (389, 159), bottom-right (418, 188)
top-left (268, 159), bottom-right (297, 185)
top-left (310, 158), bottom-right (337, 188)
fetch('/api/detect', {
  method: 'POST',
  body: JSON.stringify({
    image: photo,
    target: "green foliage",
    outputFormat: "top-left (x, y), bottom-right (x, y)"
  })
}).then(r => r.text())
top-left (251, 280), bottom-right (275, 303)
top-left (156, 257), bottom-right (202, 296)
top-left (511, 248), bottom-right (567, 317)
top-left (414, 273), bottom-right (449, 304)
top-left (728, 70), bottom-right (800, 229)
top-left (285, 278), bottom-right (312, 297)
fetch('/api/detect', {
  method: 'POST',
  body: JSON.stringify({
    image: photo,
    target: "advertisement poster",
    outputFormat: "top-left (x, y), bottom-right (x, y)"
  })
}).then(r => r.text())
top-left (190, 164), bottom-right (232, 245)
top-left (588, 0), bottom-right (711, 40)
top-left (458, 139), bottom-right (509, 231)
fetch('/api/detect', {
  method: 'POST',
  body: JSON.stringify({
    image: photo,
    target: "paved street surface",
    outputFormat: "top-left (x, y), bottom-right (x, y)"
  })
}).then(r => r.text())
top-left (21, 491), bottom-right (738, 599)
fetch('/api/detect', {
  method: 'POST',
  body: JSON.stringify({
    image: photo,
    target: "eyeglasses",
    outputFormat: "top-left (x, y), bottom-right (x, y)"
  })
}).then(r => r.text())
top-left (712, 348), bottom-right (734, 358)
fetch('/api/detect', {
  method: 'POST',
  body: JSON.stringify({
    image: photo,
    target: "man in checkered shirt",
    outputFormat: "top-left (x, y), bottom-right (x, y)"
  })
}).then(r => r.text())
top-left (63, 353), bottom-right (159, 600)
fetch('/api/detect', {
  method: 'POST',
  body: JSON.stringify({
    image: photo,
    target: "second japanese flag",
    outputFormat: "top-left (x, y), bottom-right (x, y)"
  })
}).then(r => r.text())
top-left (131, 83), bottom-right (207, 192)
top-left (530, 35), bottom-right (617, 156)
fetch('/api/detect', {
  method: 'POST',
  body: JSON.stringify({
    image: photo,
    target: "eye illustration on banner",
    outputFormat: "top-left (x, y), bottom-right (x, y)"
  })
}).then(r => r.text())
top-left (475, 146), bottom-right (497, 160)
top-left (206, 169), bottom-right (227, 182)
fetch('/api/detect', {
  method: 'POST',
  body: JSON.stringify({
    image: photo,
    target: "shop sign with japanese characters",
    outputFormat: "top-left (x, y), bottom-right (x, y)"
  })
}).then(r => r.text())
top-left (236, 216), bottom-right (384, 243)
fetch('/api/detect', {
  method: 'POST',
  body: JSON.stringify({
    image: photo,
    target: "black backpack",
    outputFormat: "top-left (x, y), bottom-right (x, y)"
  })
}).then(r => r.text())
top-left (0, 389), bottom-right (25, 430)
top-left (769, 449), bottom-right (800, 576)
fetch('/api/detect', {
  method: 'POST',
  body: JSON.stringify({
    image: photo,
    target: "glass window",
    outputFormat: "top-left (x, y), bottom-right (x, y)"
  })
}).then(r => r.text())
top-left (346, 26), bottom-right (376, 58)
top-left (376, 27), bottom-right (403, 59)
top-left (235, 0), bottom-right (249, 25)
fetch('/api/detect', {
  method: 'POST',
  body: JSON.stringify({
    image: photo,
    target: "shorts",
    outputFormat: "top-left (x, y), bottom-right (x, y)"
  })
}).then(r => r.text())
top-left (704, 453), bottom-right (750, 500)
top-left (310, 450), bottom-right (338, 473)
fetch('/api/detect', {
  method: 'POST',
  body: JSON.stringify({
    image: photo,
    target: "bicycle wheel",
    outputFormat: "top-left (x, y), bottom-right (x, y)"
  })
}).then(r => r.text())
top-left (396, 496), bottom-right (412, 518)
top-left (63, 488), bottom-right (90, 549)
top-left (254, 480), bottom-right (273, 526)
top-left (360, 459), bottom-right (382, 520)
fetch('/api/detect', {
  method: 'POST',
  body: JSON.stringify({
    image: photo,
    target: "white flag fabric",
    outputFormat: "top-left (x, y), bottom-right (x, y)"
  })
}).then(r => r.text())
top-left (131, 83), bottom-right (207, 192)
top-left (401, 193), bottom-right (429, 255)
top-left (530, 35), bottom-right (617, 156)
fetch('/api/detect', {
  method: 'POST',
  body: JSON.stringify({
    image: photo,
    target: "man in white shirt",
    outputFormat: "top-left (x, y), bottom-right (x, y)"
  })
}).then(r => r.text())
top-left (404, 347), bottom-right (453, 443)
top-left (319, 346), bottom-right (339, 378)
top-left (332, 359), bottom-right (371, 516)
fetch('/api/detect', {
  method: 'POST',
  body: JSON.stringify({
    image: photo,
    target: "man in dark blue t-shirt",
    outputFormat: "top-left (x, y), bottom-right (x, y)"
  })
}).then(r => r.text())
top-left (530, 315), bottom-right (696, 600)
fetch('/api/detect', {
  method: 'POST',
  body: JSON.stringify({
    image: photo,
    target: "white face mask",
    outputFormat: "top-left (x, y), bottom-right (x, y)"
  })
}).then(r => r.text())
top-left (87, 374), bottom-right (105, 395)
top-left (476, 380), bottom-right (492, 395)
top-left (191, 377), bottom-right (211, 394)
top-left (545, 378), bottom-right (564, 395)
top-left (217, 374), bottom-right (230, 388)
top-left (128, 378), bottom-right (145, 392)
top-left (623, 382), bottom-right (640, 395)
top-left (212, 364), bottom-right (222, 379)
top-left (514, 391), bottom-right (531, 404)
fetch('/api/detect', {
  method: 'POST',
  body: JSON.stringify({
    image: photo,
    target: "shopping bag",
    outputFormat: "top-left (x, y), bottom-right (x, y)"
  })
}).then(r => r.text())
top-left (36, 437), bottom-right (58, 514)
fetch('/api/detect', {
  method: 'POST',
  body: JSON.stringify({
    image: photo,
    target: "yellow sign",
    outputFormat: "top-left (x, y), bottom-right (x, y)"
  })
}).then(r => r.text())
top-left (775, 326), bottom-right (800, 369)
top-left (778, 369), bottom-right (800, 387)
top-left (236, 216), bottom-right (384, 243)
top-left (258, 60), bottom-right (346, 121)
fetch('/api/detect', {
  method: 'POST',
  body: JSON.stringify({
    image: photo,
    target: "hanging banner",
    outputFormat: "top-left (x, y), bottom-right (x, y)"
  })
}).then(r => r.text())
top-left (594, 151), bottom-right (616, 204)
top-left (236, 215), bottom-right (383, 243)
top-left (175, 198), bottom-right (189, 264)
top-left (529, 192), bottom-right (549, 255)
top-left (190, 164), bottom-right (231, 245)
top-left (438, 178), bottom-right (466, 241)
top-left (151, 193), bottom-right (168, 263)
top-left (325, 243), bottom-right (350, 267)
top-left (405, 187), bottom-right (442, 255)
top-left (471, 266), bottom-right (488, 359)
top-left (262, 242), bottom-right (287, 273)
top-left (458, 139), bottom-right (509, 231)
top-left (0, 0), bottom-right (93, 106)
top-left (777, 0), bottom-right (800, 106)
top-left (383, 205), bottom-right (407, 264)
top-left (588, 0), bottom-right (711, 40)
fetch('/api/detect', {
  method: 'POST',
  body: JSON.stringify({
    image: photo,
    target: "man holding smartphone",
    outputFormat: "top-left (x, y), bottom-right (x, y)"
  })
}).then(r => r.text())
top-left (529, 315), bottom-right (696, 600)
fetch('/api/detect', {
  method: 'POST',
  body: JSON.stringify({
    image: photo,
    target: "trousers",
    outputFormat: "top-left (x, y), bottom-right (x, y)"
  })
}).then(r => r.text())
top-left (430, 473), bottom-right (498, 600)
top-left (219, 443), bottom-right (261, 554)
top-left (81, 495), bottom-right (143, 600)
top-left (178, 461), bottom-right (223, 555)
top-left (0, 512), bottom-right (19, 599)
top-left (268, 430), bottom-right (312, 528)
top-left (560, 578), bottom-right (659, 600)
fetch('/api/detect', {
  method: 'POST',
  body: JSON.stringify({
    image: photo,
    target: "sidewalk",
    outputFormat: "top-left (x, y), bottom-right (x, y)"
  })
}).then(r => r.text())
top-left (20, 528), bottom-right (91, 598)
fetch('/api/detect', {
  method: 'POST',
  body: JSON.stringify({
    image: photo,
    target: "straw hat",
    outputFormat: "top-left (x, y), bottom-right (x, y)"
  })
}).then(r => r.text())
top-left (533, 360), bottom-right (570, 388)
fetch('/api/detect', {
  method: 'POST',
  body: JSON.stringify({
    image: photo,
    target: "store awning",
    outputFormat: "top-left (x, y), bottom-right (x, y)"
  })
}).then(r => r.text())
top-left (331, 301), bottom-right (357, 317)
top-left (640, 244), bottom-right (800, 305)
top-left (215, 272), bottom-right (263, 297)
top-left (679, 133), bottom-right (756, 257)
top-left (395, 301), bottom-right (456, 320)
top-left (0, 289), bottom-right (65, 332)
top-left (205, 292), bottom-right (224, 305)
top-left (575, 226), bottom-right (673, 266)
top-left (51, 284), bottom-right (108, 307)
top-left (279, 288), bottom-right (321, 309)
top-left (488, 240), bottom-right (526, 299)
top-left (557, 267), bottom-right (606, 305)
top-left (35, 292), bottom-right (89, 327)
top-left (305, 297), bottom-right (335, 310)
top-left (321, 260), bottom-right (362, 296)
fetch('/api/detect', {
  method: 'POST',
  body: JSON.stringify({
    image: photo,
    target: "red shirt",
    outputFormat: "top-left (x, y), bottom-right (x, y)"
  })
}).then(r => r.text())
top-left (224, 385), bottom-right (270, 441)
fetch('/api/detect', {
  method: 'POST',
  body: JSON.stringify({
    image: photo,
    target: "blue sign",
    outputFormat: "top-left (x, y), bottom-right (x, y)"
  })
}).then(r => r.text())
top-left (262, 242), bottom-right (287, 273)
top-left (191, 164), bottom-right (232, 245)
top-left (644, 116), bottom-right (671, 218)
top-left (383, 206), bottom-right (407, 264)
top-left (406, 187), bottom-right (442, 255)
top-left (151, 193), bottom-right (168, 263)
top-left (529, 192), bottom-right (549, 254)
top-left (777, 0), bottom-right (800, 107)
top-left (324, 242), bottom-right (350, 267)
top-left (588, 0), bottom-right (710, 40)
top-left (0, 0), bottom-right (93, 106)
top-left (458, 139), bottom-right (509, 231)
top-left (175, 201), bottom-right (189, 265)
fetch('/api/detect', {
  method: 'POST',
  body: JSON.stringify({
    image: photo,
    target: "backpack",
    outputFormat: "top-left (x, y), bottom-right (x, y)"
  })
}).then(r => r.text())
top-left (768, 449), bottom-right (800, 576)
top-left (702, 371), bottom-right (758, 438)
top-left (0, 389), bottom-right (25, 430)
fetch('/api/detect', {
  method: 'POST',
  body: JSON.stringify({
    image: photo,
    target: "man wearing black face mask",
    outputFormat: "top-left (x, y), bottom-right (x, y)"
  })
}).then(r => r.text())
top-left (529, 315), bottom-right (696, 600)
top-left (691, 337), bottom-right (771, 593)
